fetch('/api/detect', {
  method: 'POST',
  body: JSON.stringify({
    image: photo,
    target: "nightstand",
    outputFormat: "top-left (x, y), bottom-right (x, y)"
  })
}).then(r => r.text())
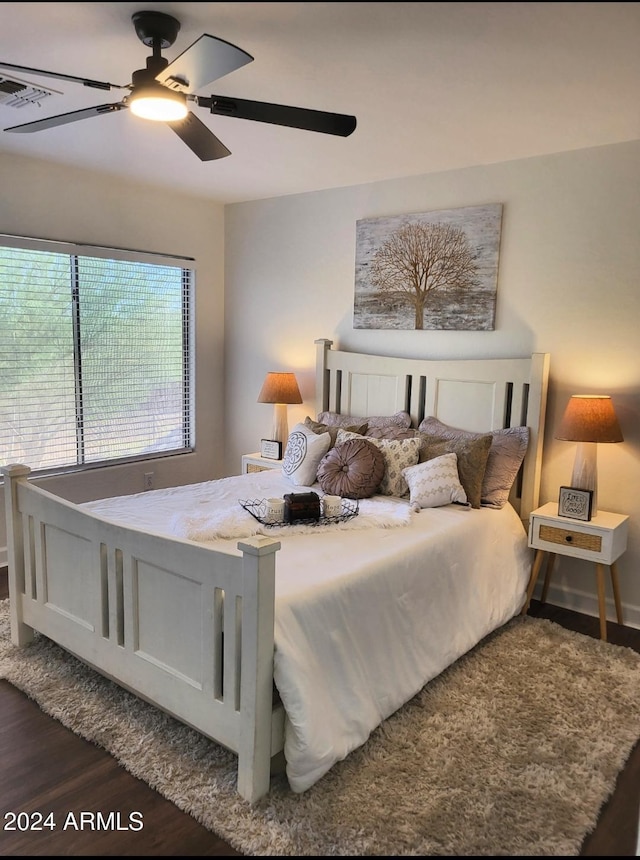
top-left (241, 453), bottom-right (284, 474)
top-left (522, 501), bottom-right (629, 641)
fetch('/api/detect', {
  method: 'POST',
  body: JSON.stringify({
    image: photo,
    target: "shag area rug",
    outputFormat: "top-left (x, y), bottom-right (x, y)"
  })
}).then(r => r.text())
top-left (1, 599), bottom-right (639, 856)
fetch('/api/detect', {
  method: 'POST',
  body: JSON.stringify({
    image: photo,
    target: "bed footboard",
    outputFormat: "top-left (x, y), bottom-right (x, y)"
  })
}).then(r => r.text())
top-left (2, 464), bottom-right (283, 803)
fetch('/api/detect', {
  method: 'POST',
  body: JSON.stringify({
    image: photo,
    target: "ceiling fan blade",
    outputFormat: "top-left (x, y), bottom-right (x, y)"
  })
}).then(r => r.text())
top-left (4, 102), bottom-right (127, 133)
top-left (198, 95), bottom-right (357, 137)
top-left (0, 60), bottom-right (125, 91)
top-left (168, 111), bottom-right (231, 161)
top-left (157, 34), bottom-right (253, 92)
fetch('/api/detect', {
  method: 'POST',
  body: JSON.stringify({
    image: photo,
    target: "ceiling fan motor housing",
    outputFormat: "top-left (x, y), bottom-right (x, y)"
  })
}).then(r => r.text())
top-left (132, 11), bottom-right (181, 49)
top-left (131, 56), bottom-right (169, 88)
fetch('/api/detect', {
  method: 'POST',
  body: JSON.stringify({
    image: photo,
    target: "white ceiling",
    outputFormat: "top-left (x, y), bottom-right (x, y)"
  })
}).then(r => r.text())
top-left (1, 2), bottom-right (638, 205)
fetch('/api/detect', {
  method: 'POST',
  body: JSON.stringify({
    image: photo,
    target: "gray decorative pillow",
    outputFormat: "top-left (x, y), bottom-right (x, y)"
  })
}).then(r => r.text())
top-left (304, 416), bottom-right (368, 448)
top-left (418, 417), bottom-right (529, 509)
top-left (317, 438), bottom-right (386, 499)
top-left (282, 422), bottom-right (331, 486)
top-left (364, 411), bottom-right (412, 431)
top-left (364, 425), bottom-right (419, 441)
top-left (317, 410), bottom-right (412, 431)
top-left (337, 428), bottom-right (422, 497)
top-left (417, 432), bottom-right (492, 509)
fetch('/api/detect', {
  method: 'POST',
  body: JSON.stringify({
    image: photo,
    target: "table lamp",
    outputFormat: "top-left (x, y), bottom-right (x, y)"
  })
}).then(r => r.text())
top-left (257, 371), bottom-right (302, 445)
top-left (555, 394), bottom-right (623, 516)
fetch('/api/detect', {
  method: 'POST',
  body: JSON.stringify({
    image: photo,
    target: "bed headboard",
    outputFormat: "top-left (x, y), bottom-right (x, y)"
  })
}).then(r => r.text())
top-left (315, 338), bottom-right (550, 524)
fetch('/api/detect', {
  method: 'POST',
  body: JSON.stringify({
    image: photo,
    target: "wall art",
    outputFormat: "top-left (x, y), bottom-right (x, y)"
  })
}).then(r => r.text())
top-left (354, 203), bottom-right (503, 330)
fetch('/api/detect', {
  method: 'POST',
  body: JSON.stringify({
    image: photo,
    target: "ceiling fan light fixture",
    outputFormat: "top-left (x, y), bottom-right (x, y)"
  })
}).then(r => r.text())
top-left (129, 84), bottom-right (187, 122)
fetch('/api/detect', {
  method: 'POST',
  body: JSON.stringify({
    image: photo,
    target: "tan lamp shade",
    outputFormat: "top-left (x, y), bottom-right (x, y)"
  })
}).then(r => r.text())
top-left (555, 395), bottom-right (623, 516)
top-left (257, 372), bottom-right (303, 406)
top-left (555, 395), bottom-right (623, 443)
top-left (258, 372), bottom-right (302, 445)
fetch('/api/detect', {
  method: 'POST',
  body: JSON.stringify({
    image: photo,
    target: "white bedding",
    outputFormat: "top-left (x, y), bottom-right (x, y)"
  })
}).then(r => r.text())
top-left (83, 469), bottom-right (532, 793)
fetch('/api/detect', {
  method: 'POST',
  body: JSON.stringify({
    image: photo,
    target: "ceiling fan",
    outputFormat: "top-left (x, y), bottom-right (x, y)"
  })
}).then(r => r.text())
top-left (0, 9), bottom-right (357, 161)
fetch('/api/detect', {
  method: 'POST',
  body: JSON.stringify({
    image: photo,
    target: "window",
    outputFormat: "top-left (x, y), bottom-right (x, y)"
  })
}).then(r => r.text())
top-left (0, 234), bottom-right (194, 474)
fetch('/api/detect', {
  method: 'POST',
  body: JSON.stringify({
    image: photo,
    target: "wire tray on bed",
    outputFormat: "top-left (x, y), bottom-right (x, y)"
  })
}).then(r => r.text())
top-left (239, 497), bottom-right (359, 528)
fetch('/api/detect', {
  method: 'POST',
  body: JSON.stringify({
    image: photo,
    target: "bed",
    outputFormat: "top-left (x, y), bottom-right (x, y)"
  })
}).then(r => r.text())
top-left (2, 338), bottom-right (550, 803)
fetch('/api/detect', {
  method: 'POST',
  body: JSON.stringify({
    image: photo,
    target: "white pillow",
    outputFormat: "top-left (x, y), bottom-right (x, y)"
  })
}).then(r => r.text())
top-left (282, 423), bottom-right (331, 486)
top-left (337, 429), bottom-right (421, 497)
top-left (402, 453), bottom-right (468, 509)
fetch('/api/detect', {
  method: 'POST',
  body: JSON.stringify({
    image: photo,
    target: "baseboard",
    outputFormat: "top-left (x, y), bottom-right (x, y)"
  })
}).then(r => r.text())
top-left (533, 580), bottom-right (640, 631)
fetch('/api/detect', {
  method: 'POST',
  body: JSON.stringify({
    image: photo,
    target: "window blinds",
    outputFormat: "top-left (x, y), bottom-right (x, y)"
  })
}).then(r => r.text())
top-left (0, 236), bottom-right (194, 473)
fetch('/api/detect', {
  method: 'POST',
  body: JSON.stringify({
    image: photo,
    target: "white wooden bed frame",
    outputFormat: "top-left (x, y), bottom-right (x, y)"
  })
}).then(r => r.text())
top-left (3, 338), bottom-right (549, 803)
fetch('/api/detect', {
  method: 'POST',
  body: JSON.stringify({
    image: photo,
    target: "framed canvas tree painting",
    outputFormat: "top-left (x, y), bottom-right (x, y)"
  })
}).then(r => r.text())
top-left (353, 203), bottom-right (503, 330)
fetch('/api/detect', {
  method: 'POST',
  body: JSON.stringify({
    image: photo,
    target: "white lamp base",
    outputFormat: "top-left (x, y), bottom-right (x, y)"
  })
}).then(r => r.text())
top-left (272, 403), bottom-right (289, 446)
top-left (571, 441), bottom-right (598, 515)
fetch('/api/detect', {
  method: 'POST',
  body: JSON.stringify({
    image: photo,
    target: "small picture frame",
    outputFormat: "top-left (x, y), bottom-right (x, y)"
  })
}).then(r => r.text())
top-left (260, 439), bottom-right (282, 460)
top-left (558, 486), bottom-right (593, 521)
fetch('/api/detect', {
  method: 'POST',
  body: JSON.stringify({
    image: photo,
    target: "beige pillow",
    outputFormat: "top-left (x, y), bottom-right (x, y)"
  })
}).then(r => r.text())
top-left (417, 432), bottom-right (492, 509)
top-left (304, 416), bottom-right (368, 447)
top-left (418, 417), bottom-right (529, 509)
top-left (337, 428), bottom-right (422, 497)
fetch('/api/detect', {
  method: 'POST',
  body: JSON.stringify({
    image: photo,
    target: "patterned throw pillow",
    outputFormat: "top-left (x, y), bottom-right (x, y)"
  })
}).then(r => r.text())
top-left (402, 454), bottom-right (468, 509)
top-left (282, 423), bottom-right (331, 486)
top-left (418, 417), bottom-right (529, 509)
top-left (317, 437), bottom-right (386, 499)
top-left (336, 429), bottom-right (422, 497)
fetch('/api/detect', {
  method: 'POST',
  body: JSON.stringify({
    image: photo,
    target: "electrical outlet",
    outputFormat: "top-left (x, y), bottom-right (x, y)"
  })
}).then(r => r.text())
top-left (143, 472), bottom-right (154, 491)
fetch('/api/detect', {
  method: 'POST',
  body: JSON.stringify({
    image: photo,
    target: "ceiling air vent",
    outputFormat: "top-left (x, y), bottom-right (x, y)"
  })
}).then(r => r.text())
top-left (0, 74), bottom-right (61, 108)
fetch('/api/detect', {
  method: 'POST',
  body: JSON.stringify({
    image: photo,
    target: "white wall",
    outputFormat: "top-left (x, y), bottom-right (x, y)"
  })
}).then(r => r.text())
top-left (2, 142), bottom-right (638, 629)
top-left (0, 151), bottom-right (226, 557)
top-left (224, 140), bottom-right (640, 628)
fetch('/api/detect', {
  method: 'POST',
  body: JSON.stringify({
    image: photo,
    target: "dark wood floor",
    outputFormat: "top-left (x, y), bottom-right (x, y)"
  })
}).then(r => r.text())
top-left (1, 570), bottom-right (638, 856)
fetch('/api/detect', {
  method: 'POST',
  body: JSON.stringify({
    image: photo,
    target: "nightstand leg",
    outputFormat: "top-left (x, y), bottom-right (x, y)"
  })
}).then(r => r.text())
top-left (540, 553), bottom-right (556, 604)
top-left (522, 549), bottom-right (546, 615)
top-left (595, 563), bottom-right (608, 641)
top-left (609, 562), bottom-right (624, 625)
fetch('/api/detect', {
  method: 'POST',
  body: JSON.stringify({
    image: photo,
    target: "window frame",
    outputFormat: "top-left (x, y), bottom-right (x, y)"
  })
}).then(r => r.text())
top-left (0, 232), bottom-right (196, 478)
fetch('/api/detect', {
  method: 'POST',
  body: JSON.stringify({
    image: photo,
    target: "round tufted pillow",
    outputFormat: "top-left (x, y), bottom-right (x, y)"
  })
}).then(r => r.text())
top-left (316, 437), bottom-right (386, 499)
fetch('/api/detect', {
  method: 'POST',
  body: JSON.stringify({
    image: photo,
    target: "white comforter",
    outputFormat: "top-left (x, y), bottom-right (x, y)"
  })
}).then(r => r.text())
top-left (83, 470), bottom-right (531, 793)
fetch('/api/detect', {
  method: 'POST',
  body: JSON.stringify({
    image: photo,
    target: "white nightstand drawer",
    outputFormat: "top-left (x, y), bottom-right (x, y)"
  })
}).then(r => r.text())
top-left (531, 519), bottom-right (608, 559)
top-left (539, 523), bottom-right (603, 553)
